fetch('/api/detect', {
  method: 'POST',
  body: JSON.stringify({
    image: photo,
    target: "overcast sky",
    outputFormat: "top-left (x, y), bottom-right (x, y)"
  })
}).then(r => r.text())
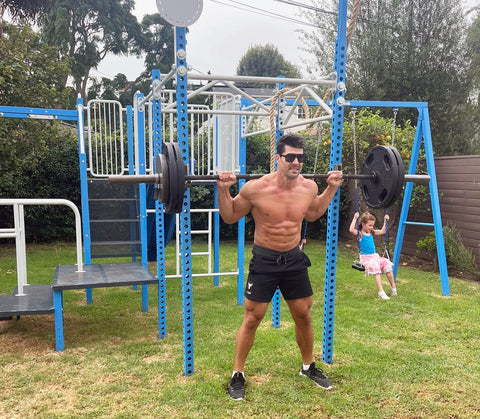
top-left (95, 0), bottom-right (479, 82)
top-left (95, 0), bottom-right (315, 80)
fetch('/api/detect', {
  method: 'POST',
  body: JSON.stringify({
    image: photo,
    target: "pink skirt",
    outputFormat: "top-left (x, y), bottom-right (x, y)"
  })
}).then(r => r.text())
top-left (360, 253), bottom-right (394, 276)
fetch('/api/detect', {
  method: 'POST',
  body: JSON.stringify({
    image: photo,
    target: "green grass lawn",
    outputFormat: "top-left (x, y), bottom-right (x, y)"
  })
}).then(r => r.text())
top-left (0, 241), bottom-right (479, 418)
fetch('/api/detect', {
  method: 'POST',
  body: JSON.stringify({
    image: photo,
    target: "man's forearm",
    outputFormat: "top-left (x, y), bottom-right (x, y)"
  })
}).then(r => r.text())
top-left (317, 185), bottom-right (339, 214)
top-left (217, 187), bottom-right (236, 224)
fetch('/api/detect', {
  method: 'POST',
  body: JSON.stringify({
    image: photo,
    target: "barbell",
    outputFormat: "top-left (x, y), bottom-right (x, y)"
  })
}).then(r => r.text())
top-left (109, 142), bottom-right (430, 213)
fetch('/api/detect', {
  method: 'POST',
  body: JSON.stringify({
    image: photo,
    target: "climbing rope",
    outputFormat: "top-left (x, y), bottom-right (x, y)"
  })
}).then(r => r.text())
top-left (269, 87), bottom-right (309, 172)
top-left (313, 122), bottom-right (324, 173)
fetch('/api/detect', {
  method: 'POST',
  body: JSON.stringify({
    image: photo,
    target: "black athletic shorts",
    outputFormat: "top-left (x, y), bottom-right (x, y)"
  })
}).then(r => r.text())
top-left (245, 244), bottom-right (313, 303)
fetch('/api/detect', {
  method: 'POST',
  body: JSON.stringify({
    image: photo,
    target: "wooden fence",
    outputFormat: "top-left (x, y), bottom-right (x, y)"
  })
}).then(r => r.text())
top-left (391, 155), bottom-right (480, 264)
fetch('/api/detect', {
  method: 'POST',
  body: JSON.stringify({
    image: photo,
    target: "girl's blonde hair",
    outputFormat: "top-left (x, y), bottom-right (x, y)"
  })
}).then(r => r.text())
top-left (359, 211), bottom-right (376, 230)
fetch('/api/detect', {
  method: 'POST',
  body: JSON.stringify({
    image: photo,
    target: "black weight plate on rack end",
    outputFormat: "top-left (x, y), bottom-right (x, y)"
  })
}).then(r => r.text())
top-left (360, 145), bottom-right (400, 209)
top-left (163, 142), bottom-right (186, 214)
top-left (162, 143), bottom-right (174, 211)
top-left (155, 152), bottom-right (169, 204)
top-left (163, 143), bottom-right (180, 213)
top-left (173, 142), bottom-right (187, 214)
top-left (384, 146), bottom-right (405, 208)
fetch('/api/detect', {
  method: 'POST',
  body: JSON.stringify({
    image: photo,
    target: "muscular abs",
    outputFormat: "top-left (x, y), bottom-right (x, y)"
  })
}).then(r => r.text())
top-left (246, 178), bottom-right (316, 251)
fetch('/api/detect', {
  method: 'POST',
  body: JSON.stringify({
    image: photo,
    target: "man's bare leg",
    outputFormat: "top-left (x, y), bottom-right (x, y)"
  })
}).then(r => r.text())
top-left (228, 298), bottom-right (269, 400)
top-left (286, 296), bottom-right (314, 364)
top-left (287, 296), bottom-right (333, 390)
top-left (233, 298), bottom-right (269, 371)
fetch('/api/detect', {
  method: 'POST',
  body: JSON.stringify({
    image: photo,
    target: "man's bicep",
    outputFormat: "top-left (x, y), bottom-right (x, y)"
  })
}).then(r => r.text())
top-left (305, 197), bottom-right (322, 221)
top-left (305, 184), bottom-right (326, 221)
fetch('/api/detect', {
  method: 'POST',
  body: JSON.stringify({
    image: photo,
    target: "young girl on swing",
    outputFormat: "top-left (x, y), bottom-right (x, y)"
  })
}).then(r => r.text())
top-left (349, 211), bottom-right (398, 300)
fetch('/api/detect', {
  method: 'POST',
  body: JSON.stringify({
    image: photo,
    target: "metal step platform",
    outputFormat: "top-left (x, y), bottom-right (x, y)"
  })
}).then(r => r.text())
top-left (52, 262), bottom-right (158, 351)
top-left (1, 263), bottom-right (158, 351)
top-left (52, 262), bottom-right (157, 290)
top-left (0, 284), bottom-right (54, 318)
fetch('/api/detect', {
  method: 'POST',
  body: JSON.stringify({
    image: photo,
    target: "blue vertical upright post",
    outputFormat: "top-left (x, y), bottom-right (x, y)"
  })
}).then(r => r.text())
top-left (135, 92), bottom-right (150, 312)
top-left (236, 98), bottom-right (249, 306)
top-left (127, 105), bottom-right (134, 175)
top-left (213, 99), bottom-right (220, 288)
top-left (421, 107), bottom-right (450, 295)
top-left (53, 289), bottom-right (64, 351)
top-left (236, 188), bottom-right (245, 306)
top-left (175, 26), bottom-right (195, 376)
top-left (392, 106), bottom-right (450, 296)
top-left (76, 96), bottom-right (92, 304)
top-left (392, 114), bottom-right (423, 279)
top-left (126, 104), bottom-right (139, 269)
top-left (322, 0), bottom-right (348, 364)
top-left (151, 69), bottom-right (167, 338)
top-left (271, 77), bottom-right (285, 329)
top-left (213, 187), bottom-right (220, 287)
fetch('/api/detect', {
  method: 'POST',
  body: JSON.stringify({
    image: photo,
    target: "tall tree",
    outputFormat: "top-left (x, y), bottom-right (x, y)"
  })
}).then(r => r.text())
top-left (134, 14), bottom-right (175, 75)
top-left (0, 22), bottom-right (71, 107)
top-left (86, 14), bottom-right (177, 105)
top-left (0, 22), bottom-right (73, 201)
top-left (130, 13), bottom-right (177, 95)
top-left (300, 0), bottom-right (475, 155)
top-left (39, 0), bottom-right (142, 100)
top-left (87, 73), bottom-right (132, 104)
top-left (466, 11), bottom-right (480, 101)
top-left (0, 0), bottom-right (53, 35)
top-left (466, 10), bottom-right (480, 153)
top-left (236, 43), bottom-right (301, 87)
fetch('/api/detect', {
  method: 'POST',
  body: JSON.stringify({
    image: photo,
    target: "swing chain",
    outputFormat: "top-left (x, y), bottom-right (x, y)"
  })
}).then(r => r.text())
top-left (391, 108), bottom-right (398, 146)
top-left (351, 108), bottom-right (358, 189)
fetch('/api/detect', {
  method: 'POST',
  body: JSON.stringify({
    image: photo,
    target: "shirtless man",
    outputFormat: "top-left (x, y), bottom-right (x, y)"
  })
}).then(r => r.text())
top-left (216, 133), bottom-right (343, 400)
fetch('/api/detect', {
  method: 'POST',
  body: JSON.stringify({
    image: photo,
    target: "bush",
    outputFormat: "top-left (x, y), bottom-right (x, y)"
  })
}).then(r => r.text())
top-left (416, 223), bottom-right (478, 277)
top-left (0, 122), bottom-right (80, 242)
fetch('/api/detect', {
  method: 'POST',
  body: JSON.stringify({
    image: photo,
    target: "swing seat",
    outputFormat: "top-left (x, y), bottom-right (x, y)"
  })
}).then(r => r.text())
top-left (352, 261), bottom-right (365, 271)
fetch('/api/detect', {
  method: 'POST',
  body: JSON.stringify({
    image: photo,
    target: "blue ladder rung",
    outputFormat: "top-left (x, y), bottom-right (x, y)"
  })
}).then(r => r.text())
top-left (403, 221), bottom-right (435, 227)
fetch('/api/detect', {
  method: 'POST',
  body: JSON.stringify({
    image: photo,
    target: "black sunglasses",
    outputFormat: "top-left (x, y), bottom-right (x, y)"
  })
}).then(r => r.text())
top-left (279, 153), bottom-right (307, 163)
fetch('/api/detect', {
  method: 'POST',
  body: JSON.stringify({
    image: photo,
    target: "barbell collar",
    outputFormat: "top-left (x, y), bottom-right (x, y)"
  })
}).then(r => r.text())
top-left (404, 174), bottom-right (430, 184)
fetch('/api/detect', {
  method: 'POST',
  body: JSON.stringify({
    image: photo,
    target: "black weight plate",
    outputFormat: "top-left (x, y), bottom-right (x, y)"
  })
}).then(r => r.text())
top-left (360, 145), bottom-right (400, 209)
top-left (384, 146), bottom-right (405, 208)
top-left (173, 143), bottom-right (187, 214)
top-left (162, 143), bottom-right (174, 211)
top-left (380, 146), bottom-right (403, 209)
top-left (155, 153), bottom-right (169, 204)
top-left (360, 145), bottom-right (398, 209)
top-left (163, 142), bottom-right (186, 214)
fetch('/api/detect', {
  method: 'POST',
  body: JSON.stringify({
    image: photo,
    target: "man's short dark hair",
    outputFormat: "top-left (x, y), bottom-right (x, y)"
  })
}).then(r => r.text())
top-left (276, 133), bottom-right (306, 155)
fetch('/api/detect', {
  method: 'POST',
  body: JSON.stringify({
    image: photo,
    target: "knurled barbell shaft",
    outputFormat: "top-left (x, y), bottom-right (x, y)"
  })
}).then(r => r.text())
top-left (108, 174), bottom-right (161, 184)
top-left (108, 173), bottom-right (430, 184)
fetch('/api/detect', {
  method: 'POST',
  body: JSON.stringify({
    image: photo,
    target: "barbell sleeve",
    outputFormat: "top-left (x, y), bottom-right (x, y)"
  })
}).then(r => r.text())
top-left (404, 174), bottom-right (430, 184)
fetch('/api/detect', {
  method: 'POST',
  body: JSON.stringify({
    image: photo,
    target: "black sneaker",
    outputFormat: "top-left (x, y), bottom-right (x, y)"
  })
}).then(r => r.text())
top-left (228, 372), bottom-right (245, 400)
top-left (299, 362), bottom-right (333, 390)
